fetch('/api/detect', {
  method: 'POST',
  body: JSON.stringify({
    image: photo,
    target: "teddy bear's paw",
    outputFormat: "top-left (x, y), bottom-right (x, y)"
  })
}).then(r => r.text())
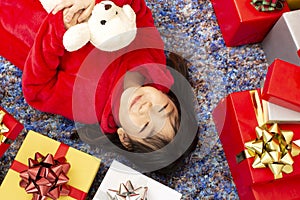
top-left (91, 29), bottom-right (137, 52)
top-left (122, 4), bottom-right (136, 22)
top-left (63, 23), bottom-right (91, 52)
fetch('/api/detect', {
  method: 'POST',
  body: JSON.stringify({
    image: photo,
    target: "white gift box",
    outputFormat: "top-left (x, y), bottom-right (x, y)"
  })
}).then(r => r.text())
top-left (262, 10), bottom-right (300, 66)
top-left (263, 100), bottom-right (300, 123)
top-left (93, 160), bottom-right (182, 200)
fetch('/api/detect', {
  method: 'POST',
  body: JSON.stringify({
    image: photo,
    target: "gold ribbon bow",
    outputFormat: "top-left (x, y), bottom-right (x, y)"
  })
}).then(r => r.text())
top-left (244, 123), bottom-right (300, 179)
top-left (0, 110), bottom-right (9, 143)
top-left (238, 91), bottom-right (300, 179)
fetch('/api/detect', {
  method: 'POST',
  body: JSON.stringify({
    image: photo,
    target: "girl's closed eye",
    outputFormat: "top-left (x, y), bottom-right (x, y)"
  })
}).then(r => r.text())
top-left (158, 103), bottom-right (169, 112)
top-left (139, 121), bottom-right (149, 133)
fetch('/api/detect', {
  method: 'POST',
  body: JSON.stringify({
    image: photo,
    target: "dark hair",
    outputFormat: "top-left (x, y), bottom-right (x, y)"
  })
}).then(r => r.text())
top-left (77, 52), bottom-right (199, 173)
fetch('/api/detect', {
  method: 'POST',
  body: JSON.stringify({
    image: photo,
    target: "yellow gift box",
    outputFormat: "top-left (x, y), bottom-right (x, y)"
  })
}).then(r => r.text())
top-left (0, 130), bottom-right (101, 199)
top-left (287, 0), bottom-right (300, 10)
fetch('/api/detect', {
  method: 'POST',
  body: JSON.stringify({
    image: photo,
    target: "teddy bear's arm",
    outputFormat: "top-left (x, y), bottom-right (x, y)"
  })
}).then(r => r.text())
top-left (122, 4), bottom-right (136, 22)
top-left (63, 22), bottom-right (91, 52)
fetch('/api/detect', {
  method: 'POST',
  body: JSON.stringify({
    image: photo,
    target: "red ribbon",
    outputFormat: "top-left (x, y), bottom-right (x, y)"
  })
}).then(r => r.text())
top-left (10, 143), bottom-right (87, 200)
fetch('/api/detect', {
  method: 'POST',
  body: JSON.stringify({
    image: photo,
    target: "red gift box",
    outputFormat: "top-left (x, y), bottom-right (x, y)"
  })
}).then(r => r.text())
top-left (0, 106), bottom-right (24, 157)
top-left (213, 89), bottom-right (300, 200)
top-left (211, 0), bottom-right (290, 47)
top-left (262, 59), bottom-right (300, 112)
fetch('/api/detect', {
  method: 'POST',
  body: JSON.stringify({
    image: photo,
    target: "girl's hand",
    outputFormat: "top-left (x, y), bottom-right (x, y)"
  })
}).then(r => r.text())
top-left (63, 9), bottom-right (82, 29)
top-left (52, 0), bottom-right (95, 23)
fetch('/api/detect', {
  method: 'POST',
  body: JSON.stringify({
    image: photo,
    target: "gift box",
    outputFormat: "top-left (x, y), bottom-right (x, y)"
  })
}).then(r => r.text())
top-left (0, 106), bottom-right (24, 157)
top-left (213, 89), bottom-right (300, 200)
top-left (0, 130), bottom-right (101, 200)
top-left (261, 59), bottom-right (300, 112)
top-left (211, 0), bottom-right (290, 47)
top-left (93, 160), bottom-right (182, 200)
top-left (262, 10), bottom-right (300, 66)
top-left (287, 0), bottom-right (300, 10)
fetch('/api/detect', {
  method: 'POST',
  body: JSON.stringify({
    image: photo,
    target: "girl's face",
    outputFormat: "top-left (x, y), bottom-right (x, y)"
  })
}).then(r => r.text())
top-left (118, 86), bottom-right (178, 141)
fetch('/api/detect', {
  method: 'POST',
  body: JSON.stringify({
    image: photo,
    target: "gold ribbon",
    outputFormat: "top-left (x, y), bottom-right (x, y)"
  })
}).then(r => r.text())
top-left (238, 91), bottom-right (300, 179)
top-left (0, 110), bottom-right (9, 143)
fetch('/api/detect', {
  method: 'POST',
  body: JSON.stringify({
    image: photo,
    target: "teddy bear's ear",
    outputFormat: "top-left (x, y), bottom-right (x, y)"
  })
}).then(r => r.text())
top-left (63, 23), bottom-right (91, 52)
top-left (122, 5), bottom-right (136, 22)
top-left (39, 0), bottom-right (60, 13)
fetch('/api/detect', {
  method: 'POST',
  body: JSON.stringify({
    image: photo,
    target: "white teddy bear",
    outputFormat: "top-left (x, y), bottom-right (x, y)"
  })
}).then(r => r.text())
top-left (40, 0), bottom-right (137, 52)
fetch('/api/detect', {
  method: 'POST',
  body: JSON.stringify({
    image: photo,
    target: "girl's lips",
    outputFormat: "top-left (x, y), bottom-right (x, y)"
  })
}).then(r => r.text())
top-left (130, 95), bottom-right (142, 109)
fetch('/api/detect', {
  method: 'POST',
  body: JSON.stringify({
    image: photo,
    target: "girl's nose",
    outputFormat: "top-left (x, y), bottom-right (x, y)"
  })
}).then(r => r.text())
top-left (139, 102), bottom-right (152, 114)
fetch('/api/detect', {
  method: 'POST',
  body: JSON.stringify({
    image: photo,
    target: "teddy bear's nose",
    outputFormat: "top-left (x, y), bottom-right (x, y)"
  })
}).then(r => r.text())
top-left (100, 20), bottom-right (106, 25)
top-left (104, 4), bottom-right (112, 10)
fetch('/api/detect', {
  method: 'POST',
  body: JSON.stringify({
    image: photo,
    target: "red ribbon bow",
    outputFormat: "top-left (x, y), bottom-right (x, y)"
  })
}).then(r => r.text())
top-left (19, 152), bottom-right (71, 200)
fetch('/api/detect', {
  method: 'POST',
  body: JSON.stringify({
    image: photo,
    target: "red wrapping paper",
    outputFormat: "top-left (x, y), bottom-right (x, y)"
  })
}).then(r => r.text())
top-left (211, 0), bottom-right (290, 47)
top-left (0, 106), bottom-right (24, 157)
top-left (262, 59), bottom-right (300, 112)
top-left (213, 89), bottom-right (300, 200)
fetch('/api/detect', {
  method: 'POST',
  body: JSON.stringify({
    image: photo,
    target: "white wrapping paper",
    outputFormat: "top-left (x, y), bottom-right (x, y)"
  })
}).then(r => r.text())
top-left (263, 10), bottom-right (300, 66)
top-left (93, 160), bottom-right (182, 200)
top-left (263, 100), bottom-right (300, 123)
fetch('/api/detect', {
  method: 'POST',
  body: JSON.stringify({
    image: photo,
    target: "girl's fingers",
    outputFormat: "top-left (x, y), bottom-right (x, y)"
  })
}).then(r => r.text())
top-left (63, 7), bottom-right (70, 24)
top-left (52, 1), bottom-right (73, 14)
top-left (64, 9), bottom-right (83, 29)
top-left (52, 0), bottom-right (95, 23)
top-left (78, 4), bottom-right (94, 22)
top-left (64, 5), bottom-right (80, 22)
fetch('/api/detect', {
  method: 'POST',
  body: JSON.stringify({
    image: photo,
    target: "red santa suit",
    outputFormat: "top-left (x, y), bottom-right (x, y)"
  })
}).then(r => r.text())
top-left (0, 0), bottom-right (174, 133)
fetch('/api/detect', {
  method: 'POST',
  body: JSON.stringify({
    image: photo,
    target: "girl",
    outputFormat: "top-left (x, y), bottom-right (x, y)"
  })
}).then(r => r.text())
top-left (0, 0), bottom-right (199, 172)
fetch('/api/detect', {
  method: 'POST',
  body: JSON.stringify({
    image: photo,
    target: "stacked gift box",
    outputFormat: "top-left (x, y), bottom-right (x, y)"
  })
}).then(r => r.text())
top-left (211, 0), bottom-right (290, 47)
top-left (212, 2), bottom-right (300, 198)
top-left (211, 0), bottom-right (300, 47)
top-left (213, 59), bottom-right (300, 199)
